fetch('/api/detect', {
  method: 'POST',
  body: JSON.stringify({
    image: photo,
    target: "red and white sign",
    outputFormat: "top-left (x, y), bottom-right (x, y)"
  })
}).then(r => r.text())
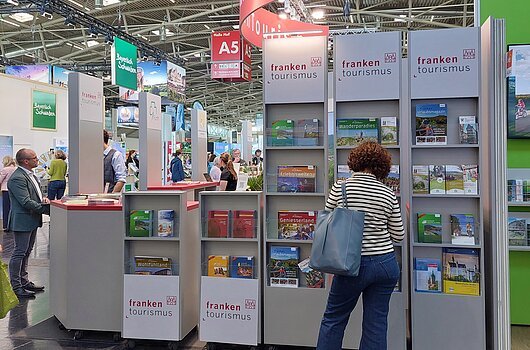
top-left (211, 31), bottom-right (252, 82)
top-left (211, 31), bottom-right (242, 62)
top-left (212, 62), bottom-right (241, 79)
top-left (239, 0), bottom-right (329, 48)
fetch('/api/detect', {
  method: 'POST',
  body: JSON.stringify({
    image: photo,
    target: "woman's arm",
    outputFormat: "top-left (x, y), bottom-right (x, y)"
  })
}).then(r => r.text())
top-left (219, 180), bottom-right (228, 191)
top-left (388, 196), bottom-right (405, 242)
top-left (325, 182), bottom-right (341, 211)
top-left (47, 160), bottom-right (55, 176)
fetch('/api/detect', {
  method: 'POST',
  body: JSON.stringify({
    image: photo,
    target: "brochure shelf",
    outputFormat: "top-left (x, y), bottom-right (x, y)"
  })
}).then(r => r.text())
top-left (408, 27), bottom-right (486, 350)
top-left (198, 192), bottom-right (262, 347)
top-left (121, 191), bottom-right (200, 344)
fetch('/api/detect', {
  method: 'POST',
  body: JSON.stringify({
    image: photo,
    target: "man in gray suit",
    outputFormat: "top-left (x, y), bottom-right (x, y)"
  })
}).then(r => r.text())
top-left (7, 149), bottom-right (50, 299)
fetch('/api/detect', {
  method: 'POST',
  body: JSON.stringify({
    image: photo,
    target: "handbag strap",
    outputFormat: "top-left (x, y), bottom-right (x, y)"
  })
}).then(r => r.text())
top-left (341, 181), bottom-right (348, 209)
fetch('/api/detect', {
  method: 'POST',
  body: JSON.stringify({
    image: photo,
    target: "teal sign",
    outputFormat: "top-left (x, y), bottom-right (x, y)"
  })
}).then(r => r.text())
top-left (111, 37), bottom-right (137, 90)
top-left (32, 90), bottom-right (56, 130)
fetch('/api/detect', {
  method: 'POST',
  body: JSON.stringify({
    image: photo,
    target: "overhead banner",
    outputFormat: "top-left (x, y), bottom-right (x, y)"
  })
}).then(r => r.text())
top-left (335, 32), bottom-right (401, 101)
top-left (211, 31), bottom-right (252, 82)
top-left (409, 27), bottom-right (480, 99)
top-left (32, 90), bottom-right (57, 130)
top-left (111, 37), bottom-right (138, 90)
top-left (6, 65), bottom-right (51, 84)
top-left (123, 275), bottom-right (180, 341)
top-left (263, 36), bottom-right (327, 104)
top-left (199, 277), bottom-right (259, 346)
top-left (239, 0), bottom-right (328, 48)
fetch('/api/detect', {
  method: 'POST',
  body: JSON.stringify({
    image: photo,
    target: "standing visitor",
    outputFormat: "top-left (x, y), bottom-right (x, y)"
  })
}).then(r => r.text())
top-left (209, 157), bottom-right (222, 182)
top-left (125, 150), bottom-right (140, 170)
top-left (252, 149), bottom-right (263, 166)
top-left (231, 148), bottom-right (247, 166)
top-left (316, 141), bottom-right (405, 350)
top-left (0, 156), bottom-right (16, 231)
top-left (103, 130), bottom-right (126, 193)
top-left (7, 148), bottom-right (49, 299)
top-left (170, 149), bottom-right (185, 183)
top-left (219, 152), bottom-right (238, 191)
top-left (47, 150), bottom-right (68, 200)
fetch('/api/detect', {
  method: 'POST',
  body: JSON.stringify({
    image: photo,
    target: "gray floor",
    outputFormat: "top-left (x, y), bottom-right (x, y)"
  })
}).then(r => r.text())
top-left (0, 223), bottom-right (529, 349)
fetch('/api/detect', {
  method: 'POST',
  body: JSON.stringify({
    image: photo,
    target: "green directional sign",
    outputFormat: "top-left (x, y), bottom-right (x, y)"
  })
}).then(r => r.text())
top-left (111, 36), bottom-right (137, 90)
top-left (32, 90), bottom-right (56, 130)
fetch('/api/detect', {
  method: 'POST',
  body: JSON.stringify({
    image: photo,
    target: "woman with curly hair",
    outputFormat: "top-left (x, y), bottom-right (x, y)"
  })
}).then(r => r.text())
top-left (317, 141), bottom-right (405, 350)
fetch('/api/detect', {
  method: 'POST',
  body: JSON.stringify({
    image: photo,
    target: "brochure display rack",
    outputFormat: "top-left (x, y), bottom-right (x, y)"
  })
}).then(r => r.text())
top-left (332, 31), bottom-right (407, 350)
top-left (408, 27), bottom-right (486, 350)
top-left (262, 35), bottom-right (332, 348)
top-left (198, 192), bottom-right (262, 348)
top-left (122, 191), bottom-right (199, 347)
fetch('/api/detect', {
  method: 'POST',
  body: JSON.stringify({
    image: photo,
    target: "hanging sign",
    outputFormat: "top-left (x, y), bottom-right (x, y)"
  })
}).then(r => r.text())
top-left (239, 0), bottom-right (328, 48)
top-left (409, 27), bottom-right (480, 99)
top-left (335, 32), bottom-right (401, 101)
top-left (211, 31), bottom-right (252, 82)
top-left (199, 277), bottom-right (259, 346)
top-left (32, 90), bottom-right (57, 130)
top-left (263, 36), bottom-right (326, 104)
top-left (111, 37), bottom-right (138, 90)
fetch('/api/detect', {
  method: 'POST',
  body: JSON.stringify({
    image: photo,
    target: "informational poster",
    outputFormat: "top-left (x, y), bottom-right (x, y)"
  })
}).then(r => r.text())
top-left (123, 275), bottom-right (180, 341)
top-left (263, 36), bottom-right (327, 104)
top-left (5, 65), bottom-right (51, 84)
top-left (199, 277), bottom-right (259, 346)
top-left (409, 27), bottom-right (480, 99)
top-left (334, 32), bottom-right (401, 101)
top-left (32, 90), bottom-right (57, 130)
top-left (167, 61), bottom-right (186, 103)
top-left (196, 109), bottom-right (207, 139)
top-left (52, 66), bottom-right (71, 88)
top-left (0, 136), bottom-right (14, 168)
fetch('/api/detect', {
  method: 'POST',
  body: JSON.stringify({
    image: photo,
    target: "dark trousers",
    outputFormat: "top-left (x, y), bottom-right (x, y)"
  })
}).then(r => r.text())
top-left (48, 180), bottom-right (66, 200)
top-left (9, 229), bottom-right (37, 290)
top-left (316, 252), bottom-right (400, 350)
top-left (2, 191), bottom-right (9, 230)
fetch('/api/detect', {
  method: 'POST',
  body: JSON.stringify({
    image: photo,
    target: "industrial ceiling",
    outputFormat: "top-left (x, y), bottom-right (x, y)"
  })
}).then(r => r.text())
top-left (0, 0), bottom-right (475, 128)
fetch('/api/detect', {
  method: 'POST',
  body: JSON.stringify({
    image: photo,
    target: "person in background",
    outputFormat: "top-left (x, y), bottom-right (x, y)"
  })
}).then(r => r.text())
top-left (219, 152), bottom-right (237, 191)
top-left (170, 149), bottom-right (185, 183)
top-left (47, 150), bottom-right (67, 200)
top-left (103, 130), bottom-right (126, 193)
top-left (7, 148), bottom-right (49, 299)
top-left (0, 156), bottom-right (16, 232)
top-left (207, 153), bottom-right (216, 173)
top-left (125, 150), bottom-right (139, 170)
top-left (231, 148), bottom-right (247, 166)
top-left (316, 141), bottom-right (404, 350)
top-left (252, 149), bottom-right (263, 166)
top-left (209, 156), bottom-right (222, 182)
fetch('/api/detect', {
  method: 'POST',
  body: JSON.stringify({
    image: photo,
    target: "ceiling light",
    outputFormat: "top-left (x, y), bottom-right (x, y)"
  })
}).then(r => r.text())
top-left (312, 9), bottom-right (324, 19)
top-left (0, 18), bottom-right (20, 27)
top-left (5, 0), bottom-right (19, 5)
top-left (103, 0), bottom-right (120, 5)
top-left (232, 25), bottom-right (239, 30)
top-left (86, 40), bottom-right (99, 47)
top-left (279, 11), bottom-right (287, 19)
top-left (95, 0), bottom-right (103, 10)
top-left (9, 13), bottom-right (34, 23)
top-left (278, 0), bottom-right (285, 3)
top-left (204, 24), bottom-right (211, 30)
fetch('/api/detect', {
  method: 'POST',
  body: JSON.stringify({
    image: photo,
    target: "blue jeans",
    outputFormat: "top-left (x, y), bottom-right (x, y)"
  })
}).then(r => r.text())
top-left (317, 252), bottom-right (400, 350)
top-left (9, 229), bottom-right (37, 290)
top-left (48, 180), bottom-right (66, 200)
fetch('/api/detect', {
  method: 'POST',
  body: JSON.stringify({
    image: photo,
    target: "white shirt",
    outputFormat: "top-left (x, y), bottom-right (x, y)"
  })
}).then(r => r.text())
top-left (209, 165), bottom-right (221, 182)
top-left (20, 167), bottom-right (43, 201)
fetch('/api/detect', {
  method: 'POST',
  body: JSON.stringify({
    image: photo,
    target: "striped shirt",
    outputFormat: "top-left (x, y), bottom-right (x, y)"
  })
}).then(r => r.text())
top-left (326, 172), bottom-right (405, 255)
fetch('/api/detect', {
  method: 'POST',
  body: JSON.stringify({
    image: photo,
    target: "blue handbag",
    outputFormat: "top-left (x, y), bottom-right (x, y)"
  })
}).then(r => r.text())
top-left (309, 182), bottom-right (365, 277)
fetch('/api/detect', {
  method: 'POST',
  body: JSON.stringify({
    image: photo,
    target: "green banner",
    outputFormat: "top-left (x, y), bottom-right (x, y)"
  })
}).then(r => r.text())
top-left (112, 37), bottom-right (137, 90)
top-left (32, 90), bottom-right (56, 130)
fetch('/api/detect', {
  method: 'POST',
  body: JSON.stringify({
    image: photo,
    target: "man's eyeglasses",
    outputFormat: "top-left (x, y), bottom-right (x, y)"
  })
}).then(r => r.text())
top-left (24, 157), bottom-right (38, 160)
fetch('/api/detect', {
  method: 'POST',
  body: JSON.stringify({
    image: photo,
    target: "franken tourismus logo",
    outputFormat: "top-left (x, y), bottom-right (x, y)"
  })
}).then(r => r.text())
top-left (385, 52), bottom-right (397, 63)
top-left (126, 297), bottom-right (176, 318)
top-left (311, 57), bottom-right (322, 67)
top-left (463, 49), bottom-right (476, 59)
top-left (268, 59), bottom-right (321, 82)
top-left (204, 300), bottom-right (253, 321)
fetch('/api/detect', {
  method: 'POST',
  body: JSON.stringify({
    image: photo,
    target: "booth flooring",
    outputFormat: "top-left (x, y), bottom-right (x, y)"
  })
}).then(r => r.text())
top-left (0, 224), bottom-right (529, 350)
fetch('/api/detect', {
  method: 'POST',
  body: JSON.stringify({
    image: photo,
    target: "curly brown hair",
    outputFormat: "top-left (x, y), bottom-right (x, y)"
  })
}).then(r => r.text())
top-left (347, 141), bottom-right (391, 180)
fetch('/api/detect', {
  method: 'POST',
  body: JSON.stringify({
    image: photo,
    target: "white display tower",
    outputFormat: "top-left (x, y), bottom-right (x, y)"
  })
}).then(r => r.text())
top-left (408, 27), bottom-right (486, 350)
top-left (262, 35), bottom-right (333, 348)
top-left (240, 120), bottom-right (253, 163)
top-left (139, 92), bottom-right (162, 190)
top-left (332, 31), bottom-right (407, 350)
top-left (191, 108), bottom-right (208, 181)
top-left (68, 72), bottom-right (104, 194)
